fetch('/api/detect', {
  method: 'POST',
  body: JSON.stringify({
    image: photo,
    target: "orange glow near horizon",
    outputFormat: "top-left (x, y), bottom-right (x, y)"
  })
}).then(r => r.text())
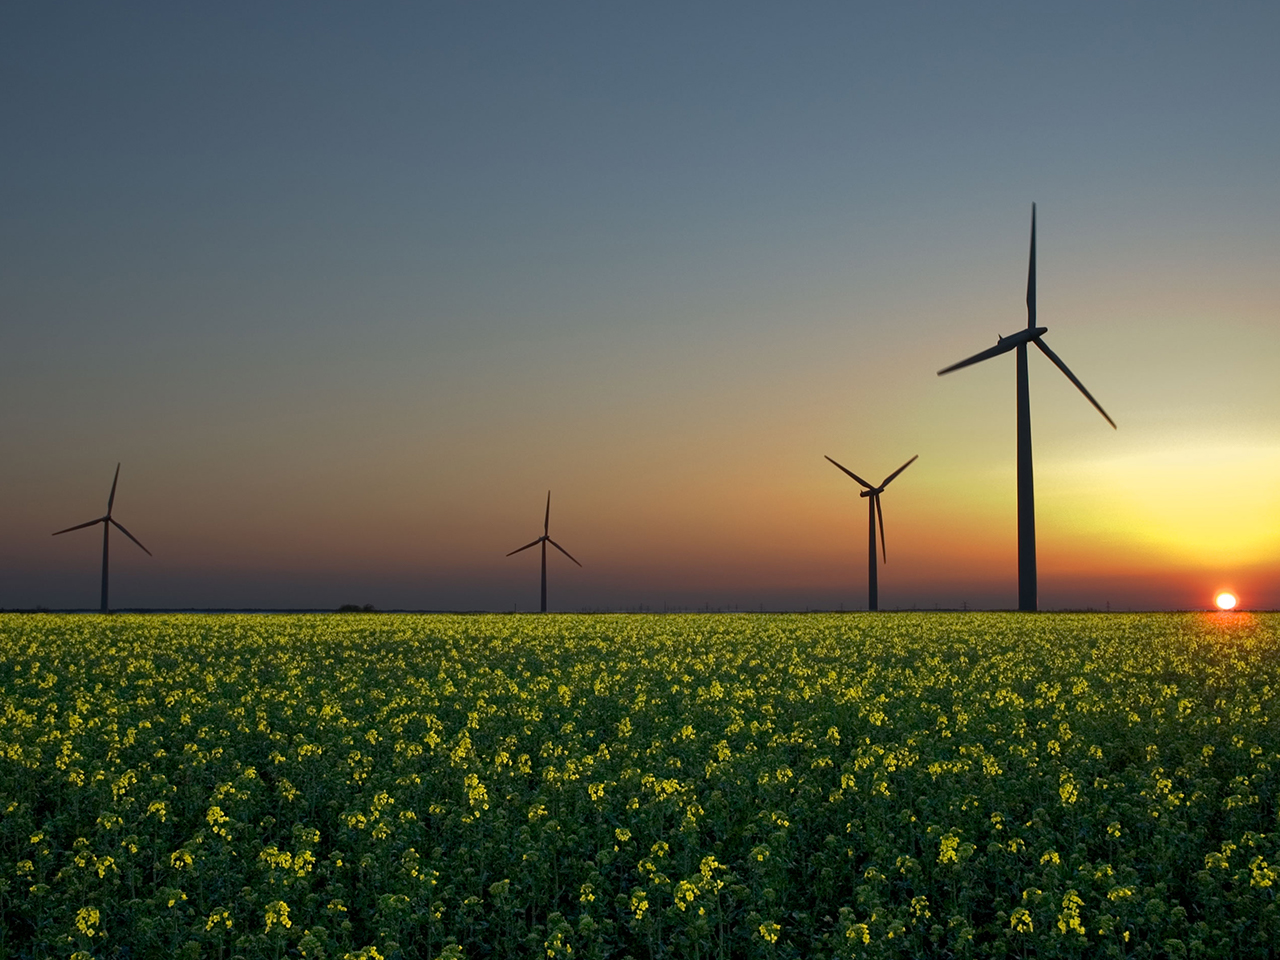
top-left (1215, 592), bottom-right (1238, 611)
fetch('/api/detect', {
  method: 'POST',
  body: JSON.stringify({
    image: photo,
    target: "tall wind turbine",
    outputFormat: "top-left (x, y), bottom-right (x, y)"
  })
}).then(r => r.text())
top-left (52, 463), bottom-right (152, 613)
top-left (506, 491), bottom-right (581, 613)
top-left (938, 204), bottom-right (1115, 611)
top-left (825, 454), bottom-right (917, 611)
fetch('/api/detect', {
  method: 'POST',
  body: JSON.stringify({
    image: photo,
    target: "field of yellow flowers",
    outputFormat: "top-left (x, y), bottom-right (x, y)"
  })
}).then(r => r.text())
top-left (1, 612), bottom-right (1278, 959)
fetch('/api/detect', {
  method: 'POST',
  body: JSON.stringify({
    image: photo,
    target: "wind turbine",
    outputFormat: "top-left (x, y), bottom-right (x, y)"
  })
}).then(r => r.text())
top-left (506, 491), bottom-right (581, 613)
top-left (825, 454), bottom-right (917, 611)
top-left (52, 463), bottom-right (152, 613)
top-left (938, 204), bottom-right (1115, 611)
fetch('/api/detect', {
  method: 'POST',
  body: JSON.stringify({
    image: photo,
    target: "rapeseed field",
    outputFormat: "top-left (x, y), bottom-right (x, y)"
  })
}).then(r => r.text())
top-left (1, 612), bottom-right (1277, 959)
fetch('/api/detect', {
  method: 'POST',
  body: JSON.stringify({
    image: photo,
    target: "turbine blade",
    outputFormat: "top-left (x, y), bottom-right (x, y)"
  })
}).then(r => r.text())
top-left (544, 491), bottom-right (551, 536)
top-left (111, 519), bottom-right (152, 556)
top-left (1027, 203), bottom-right (1036, 329)
top-left (107, 463), bottom-right (121, 514)
top-left (937, 337), bottom-right (1019, 375)
top-left (875, 494), bottom-right (887, 564)
top-left (547, 538), bottom-right (582, 567)
top-left (52, 517), bottom-right (105, 536)
top-left (824, 456), bottom-right (873, 489)
top-left (1033, 339), bottom-right (1116, 428)
top-left (879, 454), bottom-right (918, 488)
top-left (506, 537), bottom-right (544, 557)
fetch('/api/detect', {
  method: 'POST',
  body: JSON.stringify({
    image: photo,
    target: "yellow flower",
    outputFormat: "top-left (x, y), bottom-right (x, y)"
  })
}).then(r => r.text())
top-left (1058, 776), bottom-right (1079, 805)
top-left (1056, 890), bottom-right (1085, 935)
top-left (265, 899), bottom-right (292, 933)
top-left (845, 922), bottom-right (870, 944)
top-left (630, 889), bottom-right (649, 921)
top-left (1249, 856), bottom-right (1277, 888)
top-left (937, 833), bottom-right (960, 864)
top-left (75, 906), bottom-right (100, 937)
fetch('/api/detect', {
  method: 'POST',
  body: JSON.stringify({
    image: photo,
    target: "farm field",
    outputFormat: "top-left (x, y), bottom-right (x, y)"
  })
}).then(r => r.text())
top-left (1, 613), bottom-right (1278, 960)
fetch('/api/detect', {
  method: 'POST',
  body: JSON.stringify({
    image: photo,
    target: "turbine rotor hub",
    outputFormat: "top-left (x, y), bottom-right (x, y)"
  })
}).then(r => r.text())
top-left (997, 325), bottom-right (1049, 347)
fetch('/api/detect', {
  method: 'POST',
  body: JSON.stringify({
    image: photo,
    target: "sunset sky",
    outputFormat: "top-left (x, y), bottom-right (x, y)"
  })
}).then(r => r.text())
top-left (3, 3), bottom-right (1278, 611)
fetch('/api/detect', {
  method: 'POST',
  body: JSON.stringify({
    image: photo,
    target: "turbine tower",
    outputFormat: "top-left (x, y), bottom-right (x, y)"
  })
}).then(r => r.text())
top-left (825, 454), bottom-right (917, 611)
top-left (938, 204), bottom-right (1115, 611)
top-left (52, 463), bottom-right (152, 613)
top-left (506, 491), bottom-right (581, 613)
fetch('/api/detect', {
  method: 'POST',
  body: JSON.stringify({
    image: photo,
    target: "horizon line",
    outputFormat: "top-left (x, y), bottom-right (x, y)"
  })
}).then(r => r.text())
top-left (0, 607), bottom-right (1265, 616)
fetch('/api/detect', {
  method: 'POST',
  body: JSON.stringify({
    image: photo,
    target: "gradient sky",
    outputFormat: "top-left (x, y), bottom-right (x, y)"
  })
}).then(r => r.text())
top-left (3, 2), bottom-right (1278, 611)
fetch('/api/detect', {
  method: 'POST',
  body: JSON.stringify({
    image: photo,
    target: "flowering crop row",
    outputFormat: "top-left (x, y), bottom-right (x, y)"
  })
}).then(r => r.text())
top-left (1, 612), bottom-right (1277, 959)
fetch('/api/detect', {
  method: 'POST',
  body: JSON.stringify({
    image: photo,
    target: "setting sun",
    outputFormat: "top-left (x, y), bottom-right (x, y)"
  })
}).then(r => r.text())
top-left (1215, 592), bottom-right (1238, 610)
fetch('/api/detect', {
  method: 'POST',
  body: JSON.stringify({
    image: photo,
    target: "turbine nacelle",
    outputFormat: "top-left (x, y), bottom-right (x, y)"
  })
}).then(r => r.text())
top-left (997, 326), bottom-right (1049, 346)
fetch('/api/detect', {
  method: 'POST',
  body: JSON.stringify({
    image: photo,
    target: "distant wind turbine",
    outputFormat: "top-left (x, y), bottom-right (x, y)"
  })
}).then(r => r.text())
top-left (52, 463), bottom-right (152, 613)
top-left (825, 454), bottom-right (917, 611)
top-left (506, 491), bottom-right (581, 613)
top-left (938, 204), bottom-right (1115, 611)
